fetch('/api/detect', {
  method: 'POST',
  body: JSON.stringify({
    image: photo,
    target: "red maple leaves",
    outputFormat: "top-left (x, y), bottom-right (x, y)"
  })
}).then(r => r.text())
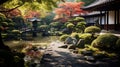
top-left (24, 10), bottom-right (40, 19)
top-left (54, 2), bottom-right (85, 17)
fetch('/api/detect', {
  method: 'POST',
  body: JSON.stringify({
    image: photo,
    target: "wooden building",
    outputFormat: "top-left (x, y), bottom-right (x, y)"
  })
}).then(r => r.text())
top-left (82, 0), bottom-right (120, 31)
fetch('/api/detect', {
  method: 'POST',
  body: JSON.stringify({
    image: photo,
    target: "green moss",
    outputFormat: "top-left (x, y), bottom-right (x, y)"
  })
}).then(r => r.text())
top-left (84, 26), bottom-right (101, 33)
top-left (1, 22), bottom-right (8, 27)
top-left (79, 33), bottom-right (95, 44)
top-left (12, 30), bottom-right (20, 34)
top-left (116, 38), bottom-right (120, 49)
top-left (60, 34), bottom-right (70, 41)
top-left (92, 33), bottom-right (119, 50)
top-left (71, 32), bottom-right (79, 40)
top-left (67, 23), bottom-right (74, 29)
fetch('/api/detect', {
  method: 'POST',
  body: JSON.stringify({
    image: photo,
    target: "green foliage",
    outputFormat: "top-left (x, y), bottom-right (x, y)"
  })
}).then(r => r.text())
top-left (74, 17), bottom-right (85, 21)
top-left (64, 22), bottom-right (71, 26)
top-left (41, 13), bottom-right (55, 24)
top-left (79, 33), bottom-right (95, 44)
top-left (116, 38), bottom-right (120, 49)
top-left (39, 25), bottom-right (48, 28)
top-left (12, 30), bottom-right (20, 34)
top-left (92, 33), bottom-right (119, 50)
top-left (50, 22), bottom-right (62, 27)
top-left (0, 0), bottom-right (63, 18)
top-left (39, 25), bottom-right (49, 30)
top-left (8, 23), bottom-right (15, 27)
top-left (71, 32), bottom-right (79, 40)
top-left (84, 26), bottom-right (101, 33)
top-left (76, 22), bottom-right (86, 33)
top-left (60, 34), bottom-right (69, 41)
top-left (67, 23), bottom-right (74, 29)
top-left (1, 22), bottom-right (8, 27)
top-left (0, 13), bottom-right (6, 22)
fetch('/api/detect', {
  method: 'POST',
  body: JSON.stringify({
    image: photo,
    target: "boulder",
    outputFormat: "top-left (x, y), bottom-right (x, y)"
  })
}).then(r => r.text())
top-left (81, 50), bottom-right (93, 56)
top-left (58, 45), bottom-right (68, 48)
top-left (68, 45), bottom-right (76, 50)
top-left (85, 56), bottom-right (95, 62)
top-left (76, 39), bottom-right (85, 48)
top-left (64, 37), bottom-right (73, 44)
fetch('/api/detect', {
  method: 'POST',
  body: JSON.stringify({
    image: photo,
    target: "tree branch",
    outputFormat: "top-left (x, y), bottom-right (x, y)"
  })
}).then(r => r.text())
top-left (61, 0), bottom-right (65, 2)
top-left (0, 4), bottom-right (23, 12)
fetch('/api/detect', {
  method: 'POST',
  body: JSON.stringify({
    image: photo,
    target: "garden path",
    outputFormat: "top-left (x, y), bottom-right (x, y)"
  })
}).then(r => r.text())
top-left (41, 41), bottom-right (99, 67)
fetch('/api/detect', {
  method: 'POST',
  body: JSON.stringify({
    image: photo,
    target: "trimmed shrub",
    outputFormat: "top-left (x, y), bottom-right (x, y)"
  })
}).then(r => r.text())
top-left (92, 33), bottom-right (119, 50)
top-left (76, 22), bottom-right (86, 33)
top-left (74, 17), bottom-right (85, 21)
top-left (1, 22), bottom-right (8, 27)
top-left (71, 32), bottom-right (79, 40)
top-left (8, 23), bottom-right (15, 27)
top-left (60, 34), bottom-right (69, 41)
top-left (79, 33), bottom-right (95, 44)
top-left (84, 26), bottom-right (101, 33)
top-left (116, 38), bottom-right (120, 49)
top-left (67, 23), bottom-right (74, 29)
top-left (0, 13), bottom-right (6, 22)
top-left (12, 30), bottom-right (20, 34)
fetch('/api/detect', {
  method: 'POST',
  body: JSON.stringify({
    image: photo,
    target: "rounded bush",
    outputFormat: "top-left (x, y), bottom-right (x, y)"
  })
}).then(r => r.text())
top-left (0, 13), bottom-right (6, 22)
top-left (39, 25), bottom-right (48, 28)
top-left (79, 33), bottom-right (95, 44)
top-left (1, 22), bottom-right (8, 27)
top-left (60, 34), bottom-right (69, 41)
top-left (12, 30), bottom-right (20, 34)
top-left (74, 17), bottom-right (85, 21)
top-left (116, 38), bottom-right (120, 49)
top-left (8, 23), bottom-right (14, 27)
top-left (92, 33), bottom-right (119, 50)
top-left (84, 26), bottom-right (101, 33)
top-left (71, 32), bottom-right (79, 40)
top-left (67, 23), bottom-right (74, 29)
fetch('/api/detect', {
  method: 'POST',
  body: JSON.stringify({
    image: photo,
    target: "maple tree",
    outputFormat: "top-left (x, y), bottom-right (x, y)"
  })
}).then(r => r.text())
top-left (6, 9), bottom-right (22, 18)
top-left (54, 2), bottom-right (85, 18)
top-left (24, 10), bottom-right (40, 19)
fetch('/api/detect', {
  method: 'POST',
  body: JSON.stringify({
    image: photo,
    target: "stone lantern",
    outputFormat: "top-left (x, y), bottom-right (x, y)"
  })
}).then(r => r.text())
top-left (29, 17), bottom-right (41, 37)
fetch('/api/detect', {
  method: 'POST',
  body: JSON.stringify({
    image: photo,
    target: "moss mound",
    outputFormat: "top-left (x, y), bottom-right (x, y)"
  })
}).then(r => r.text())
top-left (60, 34), bottom-right (69, 41)
top-left (84, 26), bottom-right (101, 33)
top-left (92, 33), bottom-right (119, 50)
top-left (79, 33), bottom-right (95, 44)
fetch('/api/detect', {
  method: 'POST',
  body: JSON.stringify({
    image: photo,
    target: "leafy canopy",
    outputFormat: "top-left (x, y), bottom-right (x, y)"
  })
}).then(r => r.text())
top-left (0, 0), bottom-right (64, 17)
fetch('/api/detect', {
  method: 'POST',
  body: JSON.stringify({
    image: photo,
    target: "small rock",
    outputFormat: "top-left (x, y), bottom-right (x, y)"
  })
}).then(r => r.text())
top-left (82, 50), bottom-right (93, 56)
top-left (59, 45), bottom-right (68, 48)
top-left (68, 45), bottom-right (76, 50)
top-left (76, 39), bottom-right (85, 48)
top-left (73, 50), bottom-right (78, 54)
top-left (85, 56), bottom-right (95, 62)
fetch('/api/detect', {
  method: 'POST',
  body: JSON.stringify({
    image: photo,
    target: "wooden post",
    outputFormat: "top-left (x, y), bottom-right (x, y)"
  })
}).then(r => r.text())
top-left (117, 9), bottom-right (120, 31)
top-left (115, 10), bottom-right (117, 30)
top-left (104, 11), bottom-right (106, 30)
top-left (106, 11), bottom-right (109, 31)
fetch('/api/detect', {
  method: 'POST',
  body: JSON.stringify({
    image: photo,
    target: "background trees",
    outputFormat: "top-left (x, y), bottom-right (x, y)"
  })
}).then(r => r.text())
top-left (54, 2), bottom-right (85, 18)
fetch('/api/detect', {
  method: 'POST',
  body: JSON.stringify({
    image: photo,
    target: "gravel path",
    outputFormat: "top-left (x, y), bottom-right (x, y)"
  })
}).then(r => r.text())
top-left (40, 41), bottom-right (100, 67)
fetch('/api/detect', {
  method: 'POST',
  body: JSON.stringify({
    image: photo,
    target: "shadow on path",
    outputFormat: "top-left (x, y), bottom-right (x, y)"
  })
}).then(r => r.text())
top-left (40, 41), bottom-right (104, 67)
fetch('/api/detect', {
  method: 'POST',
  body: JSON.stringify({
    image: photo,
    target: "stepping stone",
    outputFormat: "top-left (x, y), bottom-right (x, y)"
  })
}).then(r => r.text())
top-left (85, 56), bottom-right (95, 62)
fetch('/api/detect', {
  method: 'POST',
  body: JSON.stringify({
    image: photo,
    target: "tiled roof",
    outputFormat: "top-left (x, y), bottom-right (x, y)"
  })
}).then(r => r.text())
top-left (82, 0), bottom-right (118, 11)
top-left (83, 0), bottom-right (110, 9)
